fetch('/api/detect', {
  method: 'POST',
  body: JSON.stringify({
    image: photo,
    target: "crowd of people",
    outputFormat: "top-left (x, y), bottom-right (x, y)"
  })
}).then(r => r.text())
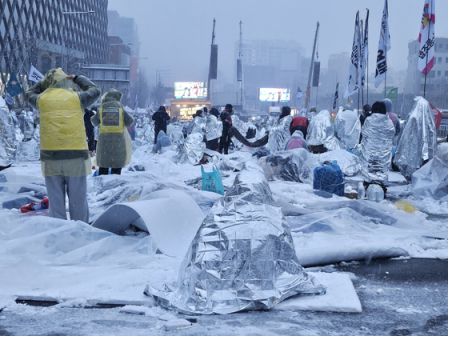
top-left (0, 66), bottom-right (442, 224)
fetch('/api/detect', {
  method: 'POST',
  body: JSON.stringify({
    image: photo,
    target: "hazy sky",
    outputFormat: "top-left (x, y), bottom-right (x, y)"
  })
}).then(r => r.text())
top-left (108, 0), bottom-right (448, 85)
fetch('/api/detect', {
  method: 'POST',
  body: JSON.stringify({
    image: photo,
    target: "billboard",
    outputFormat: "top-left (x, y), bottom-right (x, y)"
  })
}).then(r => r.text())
top-left (259, 88), bottom-right (291, 102)
top-left (174, 82), bottom-right (207, 99)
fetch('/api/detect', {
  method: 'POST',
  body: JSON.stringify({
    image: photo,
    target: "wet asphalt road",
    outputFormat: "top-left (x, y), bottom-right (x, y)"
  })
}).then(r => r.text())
top-left (0, 258), bottom-right (447, 336)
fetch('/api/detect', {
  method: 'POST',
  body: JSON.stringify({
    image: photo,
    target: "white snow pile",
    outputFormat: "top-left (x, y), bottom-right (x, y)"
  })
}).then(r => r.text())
top-left (0, 141), bottom-right (447, 313)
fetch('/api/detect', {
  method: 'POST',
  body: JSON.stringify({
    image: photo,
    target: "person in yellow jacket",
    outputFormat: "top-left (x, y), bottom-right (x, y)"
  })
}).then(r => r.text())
top-left (91, 89), bottom-right (134, 175)
top-left (26, 68), bottom-right (100, 223)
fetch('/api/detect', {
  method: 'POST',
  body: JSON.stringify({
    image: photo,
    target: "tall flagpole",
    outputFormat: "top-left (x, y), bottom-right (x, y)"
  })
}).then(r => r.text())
top-left (207, 18), bottom-right (216, 101)
top-left (423, 1), bottom-right (433, 98)
top-left (305, 22), bottom-right (319, 110)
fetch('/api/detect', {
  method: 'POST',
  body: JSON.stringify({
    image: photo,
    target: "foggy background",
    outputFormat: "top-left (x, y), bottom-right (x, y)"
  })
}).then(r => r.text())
top-left (108, 0), bottom-right (448, 86)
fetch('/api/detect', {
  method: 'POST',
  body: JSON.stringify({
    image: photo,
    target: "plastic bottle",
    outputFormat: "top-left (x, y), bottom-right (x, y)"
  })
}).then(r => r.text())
top-left (357, 182), bottom-right (366, 199)
top-left (367, 184), bottom-right (384, 202)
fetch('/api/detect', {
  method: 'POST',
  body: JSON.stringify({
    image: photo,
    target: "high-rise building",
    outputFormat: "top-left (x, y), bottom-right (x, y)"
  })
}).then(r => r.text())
top-left (235, 39), bottom-right (306, 113)
top-left (404, 37), bottom-right (448, 109)
top-left (0, 0), bottom-right (109, 83)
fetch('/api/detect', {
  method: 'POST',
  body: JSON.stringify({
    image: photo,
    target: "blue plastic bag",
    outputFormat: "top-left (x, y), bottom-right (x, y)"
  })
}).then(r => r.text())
top-left (201, 166), bottom-right (225, 195)
top-left (313, 161), bottom-right (345, 196)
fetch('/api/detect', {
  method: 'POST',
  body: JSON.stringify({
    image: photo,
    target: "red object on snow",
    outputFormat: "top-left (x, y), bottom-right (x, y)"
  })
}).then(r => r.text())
top-left (430, 103), bottom-right (442, 130)
top-left (20, 197), bottom-right (49, 213)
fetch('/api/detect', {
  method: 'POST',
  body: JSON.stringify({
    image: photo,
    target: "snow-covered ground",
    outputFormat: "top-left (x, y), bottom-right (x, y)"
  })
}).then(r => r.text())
top-left (0, 143), bottom-right (447, 332)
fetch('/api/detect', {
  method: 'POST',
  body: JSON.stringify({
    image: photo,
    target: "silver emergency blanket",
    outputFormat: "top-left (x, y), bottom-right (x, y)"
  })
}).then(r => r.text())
top-left (394, 97), bottom-right (437, 178)
top-left (412, 142), bottom-right (447, 200)
top-left (191, 116), bottom-right (206, 135)
top-left (167, 123), bottom-right (185, 145)
top-left (306, 110), bottom-right (340, 151)
top-left (16, 139), bottom-right (40, 161)
top-left (176, 132), bottom-right (205, 164)
top-left (360, 113), bottom-right (395, 182)
top-left (266, 115), bottom-right (292, 153)
top-left (334, 108), bottom-right (361, 150)
top-left (147, 161), bottom-right (325, 314)
top-left (0, 98), bottom-right (18, 166)
top-left (205, 114), bottom-right (222, 141)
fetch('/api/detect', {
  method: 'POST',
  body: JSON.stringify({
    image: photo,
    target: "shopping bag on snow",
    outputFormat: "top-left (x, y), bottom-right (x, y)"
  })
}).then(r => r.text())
top-left (201, 166), bottom-right (224, 195)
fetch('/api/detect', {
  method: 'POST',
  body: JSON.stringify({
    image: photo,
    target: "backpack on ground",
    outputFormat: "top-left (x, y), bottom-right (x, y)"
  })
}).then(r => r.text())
top-left (313, 161), bottom-right (345, 196)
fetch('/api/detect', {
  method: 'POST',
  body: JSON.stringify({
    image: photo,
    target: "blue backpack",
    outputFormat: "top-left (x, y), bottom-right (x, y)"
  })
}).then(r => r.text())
top-left (201, 166), bottom-right (225, 195)
top-left (313, 161), bottom-right (345, 196)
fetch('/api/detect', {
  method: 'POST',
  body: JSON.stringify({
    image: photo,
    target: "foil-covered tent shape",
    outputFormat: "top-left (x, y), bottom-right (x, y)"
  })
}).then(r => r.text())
top-left (334, 108), bottom-right (361, 150)
top-left (147, 161), bottom-right (325, 314)
top-left (176, 132), bottom-right (206, 164)
top-left (359, 113), bottom-right (395, 182)
top-left (167, 123), bottom-right (185, 145)
top-left (412, 142), bottom-right (447, 200)
top-left (0, 97), bottom-right (18, 167)
top-left (306, 110), bottom-right (340, 151)
top-left (266, 115), bottom-right (293, 153)
top-left (394, 97), bottom-right (437, 179)
top-left (205, 114), bottom-right (222, 141)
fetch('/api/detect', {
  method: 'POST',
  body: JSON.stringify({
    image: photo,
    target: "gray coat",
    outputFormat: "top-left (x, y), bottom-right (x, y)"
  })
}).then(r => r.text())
top-left (91, 91), bottom-right (134, 168)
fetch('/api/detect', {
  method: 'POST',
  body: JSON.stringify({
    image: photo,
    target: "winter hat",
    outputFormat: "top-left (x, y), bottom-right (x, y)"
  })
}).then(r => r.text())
top-left (363, 104), bottom-right (371, 113)
top-left (371, 101), bottom-right (387, 115)
top-left (225, 104), bottom-right (233, 112)
top-left (158, 106), bottom-right (166, 112)
top-left (281, 106), bottom-right (291, 116)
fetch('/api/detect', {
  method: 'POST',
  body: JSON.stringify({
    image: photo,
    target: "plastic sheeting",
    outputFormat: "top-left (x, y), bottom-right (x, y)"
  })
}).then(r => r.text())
top-left (319, 150), bottom-right (361, 177)
top-left (412, 142), bottom-right (448, 200)
top-left (259, 149), bottom-right (315, 183)
top-left (394, 97), bottom-right (437, 178)
top-left (167, 124), bottom-right (185, 145)
top-left (334, 109), bottom-right (361, 150)
top-left (359, 113), bottom-right (395, 182)
top-left (306, 110), bottom-right (340, 151)
top-left (205, 114), bottom-right (222, 141)
top-left (147, 161), bottom-right (325, 314)
top-left (267, 115), bottom-right (293, 153)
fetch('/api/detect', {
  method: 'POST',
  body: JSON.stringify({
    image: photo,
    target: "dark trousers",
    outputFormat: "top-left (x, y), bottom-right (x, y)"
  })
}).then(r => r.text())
top-left (219, 127), bottom-right (232, 154)
top-left (206, 138), bottom-right (220, 152)
top-left (99, 167), bottom-right (122, 175)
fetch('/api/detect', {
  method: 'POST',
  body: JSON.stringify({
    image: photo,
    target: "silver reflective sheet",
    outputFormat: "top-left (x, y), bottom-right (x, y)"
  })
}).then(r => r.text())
top-left (182, 132), bottom-right (206, 164)
top-left (360, 113), bottom-right (395, 182)
top-left (394, 97), bottom-right (437, 178)
top-left (191, 116), bottom-right (206, 135)
top-left (0, 102), bottom-right (18, 166)
top-left (335, 109), bottom-right (361, 150)
top-left (148, 161), bottom-right (325, 314)
top-left (267, 115), bottom-right (292, 153)
top-left (167, 123), bottom-right (185, 145)
top-left (205, 114), bottom-right (222, 141)
top-left (306, 110), bottom-right (340, 150)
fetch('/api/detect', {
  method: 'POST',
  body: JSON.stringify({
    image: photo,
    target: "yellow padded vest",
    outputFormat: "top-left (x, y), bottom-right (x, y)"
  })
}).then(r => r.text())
top-left (38, 88), bottom-right (88, 151)
top-left (99, 104), bottom-right (124, 134)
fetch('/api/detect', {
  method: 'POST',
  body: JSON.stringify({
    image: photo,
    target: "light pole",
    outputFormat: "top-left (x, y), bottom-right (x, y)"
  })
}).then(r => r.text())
top-left (61, 10), bottom-right (95, 71)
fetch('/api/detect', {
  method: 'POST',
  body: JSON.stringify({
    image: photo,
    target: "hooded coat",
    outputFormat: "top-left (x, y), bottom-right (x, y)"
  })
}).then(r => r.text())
top-left (91, 90), bottom-right (134, 168)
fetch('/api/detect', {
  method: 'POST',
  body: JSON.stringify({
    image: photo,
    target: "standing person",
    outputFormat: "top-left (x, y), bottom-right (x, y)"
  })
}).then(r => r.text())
top-left (26, 68), bottom-right (100, 223)
top-left (360, 104), bottom-right (372, 127)
top-left (205, 107), bottom-right (222, 152)
top-left (218, 103), bottom-right (233, 154)
top-left (91, 89), bottom-right (134, 176)
top-left (84, 108), bottom-right (96, 155)
top-left (152, 106), bottom-right (170, 143)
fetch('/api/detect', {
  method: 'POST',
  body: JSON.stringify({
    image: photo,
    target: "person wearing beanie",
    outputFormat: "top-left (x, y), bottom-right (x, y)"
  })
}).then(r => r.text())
top-left (152, 105), bottom-right (170, 143)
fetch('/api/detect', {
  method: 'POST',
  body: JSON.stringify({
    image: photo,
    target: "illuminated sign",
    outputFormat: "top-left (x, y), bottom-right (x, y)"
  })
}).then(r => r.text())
top-left (174, 82), bottom-right (207, 99)
top-left (259, 88), bottom-right (291, 102)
